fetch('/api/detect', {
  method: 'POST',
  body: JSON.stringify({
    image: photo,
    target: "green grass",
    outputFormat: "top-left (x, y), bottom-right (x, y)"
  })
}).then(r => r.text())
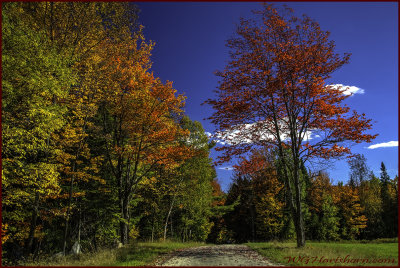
top-left (113, 241), bottom-right (203, 266)
top-left (247, 240), bottom-right (398, 266)
top-left (25, 241), bottom-right (203, 266)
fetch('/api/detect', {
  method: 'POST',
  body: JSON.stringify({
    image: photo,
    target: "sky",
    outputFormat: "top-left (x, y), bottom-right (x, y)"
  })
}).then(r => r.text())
top-left (135, 2), bottom-right (398, 192)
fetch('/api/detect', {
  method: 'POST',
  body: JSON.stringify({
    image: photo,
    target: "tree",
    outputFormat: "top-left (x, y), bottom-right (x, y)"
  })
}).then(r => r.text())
top-left (235, 149), bottom-right (285, 241)
top-left (134, 117), bottom-right (216, 243)
top-left (306, 172), bottom-right (339, 240)
top-left (359, 173), bottom-right (384, 239)
top-left (335, 184), bottom-right (367, 240)
top-left (94, 34), bottom-right (190, 244)
top-left (172, 117), bottom-right (216, 242)
top-left (2, 3), bottom-right (75, 259)
top-left (205, 4), bottom-right (376, 247)
top-left (207, 179), bottom-right (237, 244)
top-left (2, 2), bottom-right (141, 258)
top-left (224, 175), bottom-right (255, 243)
top-left (348, 154), bottom-right (370, 188)
top-left (380, 162), bottom-right (397, 237)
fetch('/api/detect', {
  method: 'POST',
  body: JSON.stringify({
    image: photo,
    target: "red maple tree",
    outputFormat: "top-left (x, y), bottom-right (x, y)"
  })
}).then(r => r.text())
top-left (205, 4), bottom-right (377, 247)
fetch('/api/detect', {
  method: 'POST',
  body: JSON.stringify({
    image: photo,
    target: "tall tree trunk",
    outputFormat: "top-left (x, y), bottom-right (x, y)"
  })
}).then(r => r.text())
top-left (277, 148), bottom-right (305, 248)
top-left (120, 196), bottom-right (129, 244)
top-left (163, 196), bottom-right (176, 242)
top-left (293, 158), bottom-right (305, 247)
top-left (78, 200), bottom-right (81, 245)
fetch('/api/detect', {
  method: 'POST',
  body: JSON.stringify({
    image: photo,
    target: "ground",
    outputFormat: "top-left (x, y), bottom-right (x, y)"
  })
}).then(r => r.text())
top-left (156, 244), bottom-right (279, 266)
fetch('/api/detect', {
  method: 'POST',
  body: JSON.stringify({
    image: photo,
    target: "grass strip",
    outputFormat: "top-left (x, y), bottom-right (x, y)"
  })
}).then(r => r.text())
top-left (113, 241), bottom-right (203, 266)
top-left (247, 241), bottom-right (398, 266)
top-left (25, 241), bottom-right (203, 266)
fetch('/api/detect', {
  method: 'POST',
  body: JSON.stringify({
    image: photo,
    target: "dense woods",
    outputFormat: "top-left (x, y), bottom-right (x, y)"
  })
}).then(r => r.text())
top-left (2, 2), bottom-right (217, 264)
top-left (1, 2), bottom-right (398, 265)
top-left (208, 150), bottom-right (398, 243)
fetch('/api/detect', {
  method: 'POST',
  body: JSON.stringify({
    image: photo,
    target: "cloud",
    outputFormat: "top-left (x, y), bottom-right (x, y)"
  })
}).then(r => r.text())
top-left (217, 166), bottom-right (234, 171)
top-left (205, 131), bottom-right (226, 145)
top-left (367, 141), bottom-right (398, 149)
top-left (211, 121), bottom-right (316, 146)
top-left (328, 84), bottom-right (365, 96)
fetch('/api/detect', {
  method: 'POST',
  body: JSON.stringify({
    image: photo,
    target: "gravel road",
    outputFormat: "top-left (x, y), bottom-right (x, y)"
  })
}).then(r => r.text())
top-left (158, 244), bottom-right (279, 266)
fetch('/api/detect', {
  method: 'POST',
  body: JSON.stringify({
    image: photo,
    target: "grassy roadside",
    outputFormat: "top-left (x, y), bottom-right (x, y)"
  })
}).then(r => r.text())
top-left (247, 240), bottom-right (398, 266)
top-left (25, 241), bottom-right (203, 266)
top-left (113, 241), bottom-right (203, 266)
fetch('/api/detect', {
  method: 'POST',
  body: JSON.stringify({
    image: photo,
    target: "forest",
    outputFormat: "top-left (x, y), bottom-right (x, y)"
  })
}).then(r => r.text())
top-left (1, 2), bottom-right (398, 266)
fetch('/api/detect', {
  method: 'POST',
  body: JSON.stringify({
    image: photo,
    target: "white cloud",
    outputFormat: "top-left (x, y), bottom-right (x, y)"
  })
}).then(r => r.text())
top-left (367, 141), bottom-right (398, 149)
top-left (212, 121), bottom-right (316, 146)
top-left (216, 140), bottom-right (226, 146)
top-left (327, 84), bottom-right (365, 96)
top-left (217, 166), bottom-right (234, 171)
top-left (205, 131), bottom-right (226, 145)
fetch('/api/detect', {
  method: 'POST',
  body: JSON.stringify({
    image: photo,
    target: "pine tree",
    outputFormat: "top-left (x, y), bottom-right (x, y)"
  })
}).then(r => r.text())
top-left (380, 162), bottom-right (396, 237)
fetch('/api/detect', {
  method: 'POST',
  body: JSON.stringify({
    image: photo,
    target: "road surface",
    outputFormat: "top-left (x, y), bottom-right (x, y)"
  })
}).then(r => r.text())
top-left (157, 244), bottom-right (280, 266)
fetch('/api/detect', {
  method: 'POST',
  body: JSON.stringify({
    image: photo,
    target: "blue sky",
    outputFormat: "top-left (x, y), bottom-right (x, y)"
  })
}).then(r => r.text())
top-left (136, 2), bottom-right (398, 192)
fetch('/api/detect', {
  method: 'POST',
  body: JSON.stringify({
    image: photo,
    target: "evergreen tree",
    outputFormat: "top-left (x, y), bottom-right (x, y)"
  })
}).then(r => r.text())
top-left (380, 163), bottom-right (397, 237)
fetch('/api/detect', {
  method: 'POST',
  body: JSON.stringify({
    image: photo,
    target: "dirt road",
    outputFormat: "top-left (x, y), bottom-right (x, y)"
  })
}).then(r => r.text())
top-left (158, 244), bottom-right (279, 266)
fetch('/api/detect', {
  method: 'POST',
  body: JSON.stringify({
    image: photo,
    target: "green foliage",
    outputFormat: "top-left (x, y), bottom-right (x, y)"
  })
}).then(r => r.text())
top-left (359, 174), bottom-right (384, 239)
top-left (379, 163), bottom-right (397, 238)
top-left (318, 195), bottom-right (340, 241)
top-left (2, 3), bottom-right (75, 255)
top-left (134, 117), bottom-right (216, 243)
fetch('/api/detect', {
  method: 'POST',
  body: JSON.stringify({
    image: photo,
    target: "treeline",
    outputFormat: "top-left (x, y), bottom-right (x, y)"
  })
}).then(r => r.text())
top-left (2, 2), bottom-right (398, 265)
top-left (2, 2), bottom-right (217, 264)
top-left (208, 150), bottom-right (398, 243)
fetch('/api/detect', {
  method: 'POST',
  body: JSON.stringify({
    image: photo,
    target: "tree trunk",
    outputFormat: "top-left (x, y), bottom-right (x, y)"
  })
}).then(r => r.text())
top-left (78, 200), bottom-right (81, 245)
top-left (120, 196), bottom-right (129, 244)
top-left (163, 196), bottom-right (176, 242)
top-left (293, 158), bottom-right (305, 247)
top-left (277, 149), bottom-right (305, 248)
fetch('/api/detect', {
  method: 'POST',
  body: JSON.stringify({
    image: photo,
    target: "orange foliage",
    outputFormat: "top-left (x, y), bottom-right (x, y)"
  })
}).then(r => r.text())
top-left (211, 179), bottom-right (226, 207)
top-left (205, 4), bottom-right (377, 164)
top-left (335, 185), bottom-right (367, 232)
